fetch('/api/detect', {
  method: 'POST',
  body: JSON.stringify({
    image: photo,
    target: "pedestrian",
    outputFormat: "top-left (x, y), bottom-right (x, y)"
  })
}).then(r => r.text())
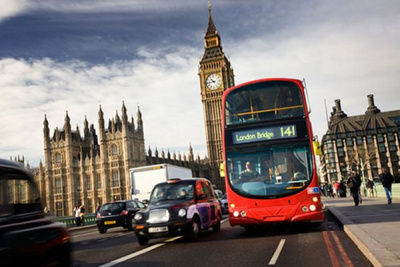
top-left (379, 168), bottom-right (394, 204)
top-left (95, 202), bottom-right (101, 217)
top-left (74, 206), bottom-right (81, 226)
top-left (338, 180), bottom-right (347, 198)
top-left (79, 205), bottom-right (85, 226)
top-left (348, 171), bottom-right (361, 206)
top-left (365, 178), bottom-right (375, 197)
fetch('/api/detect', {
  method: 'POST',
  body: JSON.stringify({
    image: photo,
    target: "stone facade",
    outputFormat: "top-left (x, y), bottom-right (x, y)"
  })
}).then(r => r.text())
top-left (36, 103), bottom-right (146, 216)
top-left (320, 95), bottom-right (400, 184)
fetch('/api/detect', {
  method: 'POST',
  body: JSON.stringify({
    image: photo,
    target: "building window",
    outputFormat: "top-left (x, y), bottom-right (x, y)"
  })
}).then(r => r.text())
top-left (336, 139), bottom-right (343, 147)
top-left (356, 137), bottom-right (363, 145)
top-left (377, 134), bottom-right (384, 143)
top-left (96, 173), bottom-right (102, 189)
top-left (367, 136), bottom-right (373, 144)
top-left (346, 138), bottom-right (353, 146)
top-left (378, 144), bottom-right (386, 153)
top-left (56, 202), bottom-right (63, 216)
top-left (55, 177), bottom-right (62, 194)
top-left (86, 175), bottom-right (91, 190)
top-left (112, 144), bottom-right (118, 156)
top-left (112, 170), bottom-right (120, 187)
top-left (55, 153), bottom-right (62, 163)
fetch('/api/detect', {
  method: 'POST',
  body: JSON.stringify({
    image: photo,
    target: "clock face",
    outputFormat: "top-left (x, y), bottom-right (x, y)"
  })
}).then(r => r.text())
top-left (206, 73), bottom-right (222, 90)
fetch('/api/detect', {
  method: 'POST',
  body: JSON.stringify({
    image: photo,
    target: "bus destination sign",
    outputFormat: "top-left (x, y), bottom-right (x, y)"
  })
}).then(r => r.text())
top-left (232, 125), bottom-right (297, 144)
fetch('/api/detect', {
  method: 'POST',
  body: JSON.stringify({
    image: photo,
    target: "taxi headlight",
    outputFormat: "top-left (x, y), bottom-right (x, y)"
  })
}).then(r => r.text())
top-left (134, 213), bottom-right (143, 221)
top-left (178, 208), bottom-right (187, 217)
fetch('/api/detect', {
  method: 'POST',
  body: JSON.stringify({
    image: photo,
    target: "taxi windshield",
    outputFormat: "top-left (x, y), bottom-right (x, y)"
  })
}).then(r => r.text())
top-left (149, 181), bottom-right (194, 203)
top-left (226, 144), bottom-right (312, 198)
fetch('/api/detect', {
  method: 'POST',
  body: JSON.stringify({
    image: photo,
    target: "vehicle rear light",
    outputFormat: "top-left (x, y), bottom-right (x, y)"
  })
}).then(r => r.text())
top-left (120, 210), bottom-right (129, 216)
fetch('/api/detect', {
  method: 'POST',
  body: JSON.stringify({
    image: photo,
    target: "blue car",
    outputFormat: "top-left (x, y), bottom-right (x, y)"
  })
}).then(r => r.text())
top-left (133, 178), bottom-right (222, 245)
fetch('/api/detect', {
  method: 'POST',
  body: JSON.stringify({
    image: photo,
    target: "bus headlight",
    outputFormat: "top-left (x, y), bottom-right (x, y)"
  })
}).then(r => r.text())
top-left (301, 206), bottom-right (309, 212)
top-left (309, 205), bottom-right (316, 212)
top-left (233, 211), bottom-right (239, 217)
top-left (240, 211), bottom-right (247, 217)
top-left (312, 197), bottom-right (319, 203)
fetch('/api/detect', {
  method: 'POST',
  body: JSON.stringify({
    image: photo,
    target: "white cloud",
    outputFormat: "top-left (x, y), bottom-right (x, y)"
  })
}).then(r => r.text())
top-left (0, 0), bottom-right (30, 22)
top-left (0, 46), bottom-right (207, 166)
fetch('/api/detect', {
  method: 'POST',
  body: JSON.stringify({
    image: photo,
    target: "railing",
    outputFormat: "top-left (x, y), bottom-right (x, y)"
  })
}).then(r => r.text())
top-left (51, 213), bottom-right (97, 228)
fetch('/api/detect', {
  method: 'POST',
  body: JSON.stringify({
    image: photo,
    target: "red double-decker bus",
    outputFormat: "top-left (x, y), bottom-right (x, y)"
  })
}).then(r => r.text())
top-left (222, 78), bottom-right (323, 228)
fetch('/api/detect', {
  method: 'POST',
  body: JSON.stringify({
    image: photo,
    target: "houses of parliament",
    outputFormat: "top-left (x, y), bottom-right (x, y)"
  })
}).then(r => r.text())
top-left (23, 3), bottom-right (234, 216)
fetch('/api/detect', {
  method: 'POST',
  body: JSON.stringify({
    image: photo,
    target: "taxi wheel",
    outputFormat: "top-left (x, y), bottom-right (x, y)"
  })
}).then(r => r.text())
top-left (137, 236), bottom-right (149, 246)
top-left (185, 220), bottom-right (199, 242)
top-left (212, 216), bottom-right (221, 232)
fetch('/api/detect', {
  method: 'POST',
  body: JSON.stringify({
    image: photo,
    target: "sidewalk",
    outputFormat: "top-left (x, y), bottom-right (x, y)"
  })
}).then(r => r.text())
top-left (322, 196), bottom-right (400, 267)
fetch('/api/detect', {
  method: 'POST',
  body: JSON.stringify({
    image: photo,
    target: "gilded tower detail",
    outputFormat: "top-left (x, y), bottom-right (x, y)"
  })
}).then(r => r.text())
top-left (199, 2), bottom-right (234, 169)
top-left (40, 103), bottom-right (146, 216)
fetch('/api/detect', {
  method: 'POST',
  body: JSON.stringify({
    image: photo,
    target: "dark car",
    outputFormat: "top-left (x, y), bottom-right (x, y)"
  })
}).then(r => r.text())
top-left (133, 178), bottom-right (222, 246)
top-left (0, 158), bottom-right (70, 266)
top-left (96, 200), bottom-right (145, 233)
top-left (219, 193), bottom-right (228, 214)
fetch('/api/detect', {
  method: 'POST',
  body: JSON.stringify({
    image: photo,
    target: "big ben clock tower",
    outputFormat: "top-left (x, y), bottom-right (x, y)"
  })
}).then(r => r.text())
top-left (199, 1), bottom-right (235, 170)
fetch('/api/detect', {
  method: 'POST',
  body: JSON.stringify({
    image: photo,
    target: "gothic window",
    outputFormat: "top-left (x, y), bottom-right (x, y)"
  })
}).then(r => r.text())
top-left (377, 134), bottom-right (384, 143)
top-left (112, 144), bottom-right (118, 156)
top-left (55, 177), bottom-right (62, 194)
top-left (96, 173), bottom-right (102, 189)
top-left (112, 170), bottom-right (120, 187)
top-left (55, 153), bottom-right (62, 163)
top-left (56, 202), bottom-right (63, 217)
top-left (85, 175), bottom-right (91, 190)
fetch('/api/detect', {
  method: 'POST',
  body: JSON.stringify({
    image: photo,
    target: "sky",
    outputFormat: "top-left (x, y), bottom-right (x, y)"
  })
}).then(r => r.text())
top-left (1, 0), bottom-right (400, 167)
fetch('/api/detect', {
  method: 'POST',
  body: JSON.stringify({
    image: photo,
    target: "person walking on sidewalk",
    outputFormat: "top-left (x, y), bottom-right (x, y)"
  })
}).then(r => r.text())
top-left (379, 168), bottom-right (394, 204)
top-left (348, 171), bottom-right (361, 206)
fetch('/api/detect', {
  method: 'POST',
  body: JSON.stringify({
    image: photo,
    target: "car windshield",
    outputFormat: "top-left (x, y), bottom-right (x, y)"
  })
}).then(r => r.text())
top-left (149, 181), bottom-right (194, 203)
top-left (226, 144), bottom-right (312, 198)
top-left (0, 173), bottom-right (42, 219)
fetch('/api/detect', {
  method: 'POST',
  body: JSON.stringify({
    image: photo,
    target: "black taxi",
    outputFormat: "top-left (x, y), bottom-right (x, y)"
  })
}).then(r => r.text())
top-left (133, 178), bottom-right (222, 245)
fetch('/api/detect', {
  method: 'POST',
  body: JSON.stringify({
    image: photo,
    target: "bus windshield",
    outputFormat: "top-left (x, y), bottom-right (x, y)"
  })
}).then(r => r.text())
top-left (225, 80), bottom-right (305, 125)
top-left (226, 144), bottom-right (313, 198)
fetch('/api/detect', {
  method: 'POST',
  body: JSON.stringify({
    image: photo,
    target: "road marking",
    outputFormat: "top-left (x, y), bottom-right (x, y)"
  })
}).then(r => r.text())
top-left (329, 231), bottom-right (354, 267)
top-left (268, 239), bottom-right (286, 265)
top-left (98, 243), bottom-right (165, 267)
top-left (322, 231), bottom-right (341, 267)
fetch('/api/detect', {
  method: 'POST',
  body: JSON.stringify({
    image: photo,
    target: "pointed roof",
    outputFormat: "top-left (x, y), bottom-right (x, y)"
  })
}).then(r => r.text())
top-left (324, 95), bottom-right (399, 138)
top-left (206, 0), bottom-right (217, 36)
